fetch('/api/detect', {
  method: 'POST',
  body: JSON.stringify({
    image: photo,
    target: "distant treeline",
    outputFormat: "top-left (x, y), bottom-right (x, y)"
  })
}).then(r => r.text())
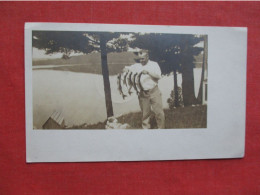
top-left (33, 52), bottom-right (136, 66)
top-left (33, 51), bottom-right (203, 75)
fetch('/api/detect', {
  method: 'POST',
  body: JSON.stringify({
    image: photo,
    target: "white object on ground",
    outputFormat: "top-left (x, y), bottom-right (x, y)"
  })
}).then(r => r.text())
top-left (105, 116), bottom-right (131, 129)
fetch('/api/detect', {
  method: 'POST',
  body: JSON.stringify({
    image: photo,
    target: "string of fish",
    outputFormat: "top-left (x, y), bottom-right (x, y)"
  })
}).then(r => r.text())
top-left (117, 71), bottom-right (144, 99)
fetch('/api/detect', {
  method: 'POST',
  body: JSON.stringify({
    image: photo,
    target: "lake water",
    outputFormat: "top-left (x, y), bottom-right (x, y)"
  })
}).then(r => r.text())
top-left (33, 67), bottom-right (202, 129)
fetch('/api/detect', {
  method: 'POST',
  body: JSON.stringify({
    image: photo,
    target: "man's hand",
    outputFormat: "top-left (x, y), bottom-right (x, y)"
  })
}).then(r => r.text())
top-left (123, 67), bottom-right (129, 72)
top-left (142, 70), bottom-right (149, 75)
top-left (142, 69), bottom-right (161, 80)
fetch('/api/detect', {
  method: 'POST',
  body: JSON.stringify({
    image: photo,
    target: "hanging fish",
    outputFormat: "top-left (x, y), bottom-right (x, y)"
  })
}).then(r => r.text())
top-left (130, 71), bottom-right (136, 85)
top-left (132, 72), bottom-right (139, 95)
top-left (137, 72), bottom-right (144, 92)
top-left (135, 73), bottom-right (141, 94)
top-left (123, 71), bottom-right (129, 88)
top-left (122, 71), bottom-right (130, 97)
top-left (117, 73), bottom-right (127, 99)
top-left (133, 72), bottom-right (141, 95)
top-left (127, 71), bottom-right (133, 95)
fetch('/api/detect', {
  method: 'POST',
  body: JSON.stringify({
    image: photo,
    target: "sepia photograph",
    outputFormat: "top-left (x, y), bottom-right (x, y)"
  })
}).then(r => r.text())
top-left (32, 31), bottom-right (208, 130)
top-left (25, 23), bottom-right (246, 162)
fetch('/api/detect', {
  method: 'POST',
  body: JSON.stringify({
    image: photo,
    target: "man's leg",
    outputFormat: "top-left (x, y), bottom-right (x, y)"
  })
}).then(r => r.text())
top-left (150, 87), bottom-right (165, 129)
top-left (138, 94), bottom-right (152, 129)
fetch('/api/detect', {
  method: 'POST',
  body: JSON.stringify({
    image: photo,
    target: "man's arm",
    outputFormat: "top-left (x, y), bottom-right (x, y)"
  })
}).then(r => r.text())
top-left (142, 70), bottom-right (161, 80)
top-left (142, 62), bottom-right (162, 80)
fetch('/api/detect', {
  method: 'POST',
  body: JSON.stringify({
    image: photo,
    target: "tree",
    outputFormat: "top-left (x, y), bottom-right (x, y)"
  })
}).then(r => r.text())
top-left (178, 35), bottom-right (204, 106)
top-left (33, 31), bottom-right (128, 118)
top-left (129, 33), bottom-right (203, 107)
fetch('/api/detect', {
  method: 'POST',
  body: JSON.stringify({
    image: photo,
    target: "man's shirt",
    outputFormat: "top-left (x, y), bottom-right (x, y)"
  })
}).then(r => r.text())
top-left (126, 60), bottom-right (162, 90)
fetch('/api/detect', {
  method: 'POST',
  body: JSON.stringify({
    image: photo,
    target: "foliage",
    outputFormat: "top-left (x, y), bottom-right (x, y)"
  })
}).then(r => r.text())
top-left (129, 33), bottom-right (203, 73)
top-left (33, 31), bottom-right (95, 55)
top-left (129, 33), bottom-right (180, 74)
top-left (167, 87), bottom-right (184, 109)
top-left (32, 31), bottom-right (129, 57)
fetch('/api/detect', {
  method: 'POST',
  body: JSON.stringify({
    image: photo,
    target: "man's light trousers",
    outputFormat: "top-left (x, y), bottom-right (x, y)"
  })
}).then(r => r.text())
top-left (138, 86), bottom-right (165, 129)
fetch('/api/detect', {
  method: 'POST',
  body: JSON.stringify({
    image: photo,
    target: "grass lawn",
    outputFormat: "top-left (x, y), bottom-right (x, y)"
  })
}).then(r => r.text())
top-left (71, 105), bottom-right (207, 129)
top-left (117, 105), bottom-right (207, 129)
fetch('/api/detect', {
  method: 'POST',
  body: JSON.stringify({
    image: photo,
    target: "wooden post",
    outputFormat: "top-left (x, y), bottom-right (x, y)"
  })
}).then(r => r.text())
top-left (202, 35), bottom-right (208, 105)
top-left (198, 35), bottom-right (208, 104)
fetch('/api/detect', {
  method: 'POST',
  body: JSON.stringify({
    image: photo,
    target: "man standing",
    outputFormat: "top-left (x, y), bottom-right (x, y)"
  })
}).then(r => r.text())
top-left (124, 49), bottom-right (165, 129)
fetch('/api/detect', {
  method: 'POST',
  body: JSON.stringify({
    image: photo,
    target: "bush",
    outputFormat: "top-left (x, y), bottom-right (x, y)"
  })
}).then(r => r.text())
top-left (167, 87), bottom-right (184, 109)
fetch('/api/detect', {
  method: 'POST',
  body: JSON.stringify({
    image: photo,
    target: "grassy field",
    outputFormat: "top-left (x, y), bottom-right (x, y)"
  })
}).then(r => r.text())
top-left (117, 105), bottom-right (207, 129)
top-left (69, 105), bottom-right (207, 129)
top-left (35, 63), bottom-right (133, 76)
top-left (33, 52), bottom-right (136, 75)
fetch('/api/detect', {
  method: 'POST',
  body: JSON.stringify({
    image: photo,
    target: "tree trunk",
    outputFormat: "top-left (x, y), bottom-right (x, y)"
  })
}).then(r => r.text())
top-left (182, 65), bottom-right (196, 106)
top-left (197, 35), bottom-right (208, 104)
top-left (100, 34), bottom-right (114, 118)
top-left (173, 69), bottom-right (179, 107)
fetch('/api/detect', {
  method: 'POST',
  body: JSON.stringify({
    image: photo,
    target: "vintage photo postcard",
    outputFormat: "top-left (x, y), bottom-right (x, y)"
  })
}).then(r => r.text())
top-left (25, 23), bottom-right (247, 162)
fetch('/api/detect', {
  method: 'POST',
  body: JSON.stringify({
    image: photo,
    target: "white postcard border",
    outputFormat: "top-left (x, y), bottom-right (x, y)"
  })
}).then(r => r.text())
top-left (25, 23), bottom-right (247, 162)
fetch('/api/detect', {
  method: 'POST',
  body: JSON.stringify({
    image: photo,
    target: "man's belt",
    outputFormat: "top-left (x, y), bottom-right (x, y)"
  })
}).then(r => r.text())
top-left (143, 85), bottom-right (158, 94)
